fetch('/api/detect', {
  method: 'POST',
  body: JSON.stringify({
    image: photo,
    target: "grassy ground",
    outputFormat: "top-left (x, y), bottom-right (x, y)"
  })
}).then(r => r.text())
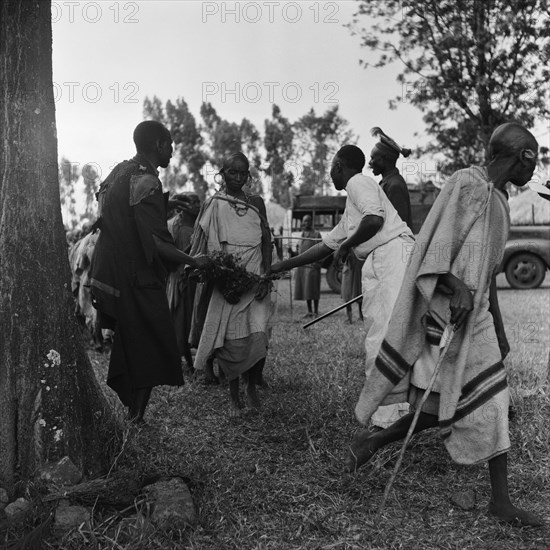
top-left (55, 273), bottom-right (549, 549)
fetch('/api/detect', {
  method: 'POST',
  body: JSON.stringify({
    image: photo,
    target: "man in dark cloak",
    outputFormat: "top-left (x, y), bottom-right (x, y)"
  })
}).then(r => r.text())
top-left (90, 121), bottom-right (209, 422)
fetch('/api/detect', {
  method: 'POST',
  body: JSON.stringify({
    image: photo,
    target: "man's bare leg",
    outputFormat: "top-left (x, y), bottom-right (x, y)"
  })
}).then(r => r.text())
top-left (357, 300), bottom-right (364, 321)
top-left (488, 453), bottom-right (543, 526)
top-left (203, 355), bottom-right (218, 384)
top-left (256, 357), bottom-right (268, 389)
top-left (128, 386), bottom-right (152, 424)
top-left (246, 359), bottom-right (265, 408)
top-left (229, 378), bottom-right (244, 417)
top-left (345, 304), bottom-right (353, 324)
top-left (346, 412), bottom-right (438, 472)
top-left (182, 343), bottom-right (194, 375)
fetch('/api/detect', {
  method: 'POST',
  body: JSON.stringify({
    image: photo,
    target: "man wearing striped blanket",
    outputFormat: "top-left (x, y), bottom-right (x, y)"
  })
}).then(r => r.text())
top-left (347, 122), bottom-right (543, 527)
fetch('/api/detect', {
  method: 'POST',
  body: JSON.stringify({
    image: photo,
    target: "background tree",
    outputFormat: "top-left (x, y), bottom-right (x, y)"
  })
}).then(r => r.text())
top-left (143, 95), bottom-right (208, 199)
top-left (142, 95), bottom-right (164, 122)
top-left (0, 0), bottom-right (119, 495)
top-left (81, 162), bottom-right (100, 225)
top-left (59, 156), bottom-right (79, 229)
top-left (293, 106), bottom-right (356, 195)
top-left (264, 104), bottom-right (294, 207)
top-left (240, 118), bottom-right (263, 195)
top-left (200, 102), bottom-right (264, 195)
top-left (349, 0), bottom-right (550, 173)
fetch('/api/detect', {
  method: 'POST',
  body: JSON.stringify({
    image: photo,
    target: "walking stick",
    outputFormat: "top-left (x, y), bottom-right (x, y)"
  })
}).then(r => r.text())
top-left (303, 295), bottom-right (363, 329)
top-left (376, 323), bottom-right (456, 522)
top-left (289, 267), bottom-right (293, 320)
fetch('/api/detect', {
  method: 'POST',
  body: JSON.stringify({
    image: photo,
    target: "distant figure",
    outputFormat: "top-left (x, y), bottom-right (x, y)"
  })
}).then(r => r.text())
top-left (68, 229), bottom-right (103, 348)
top-left (166, 192), bottom-right (201, 373)
top-left (90, 121), bottom-right (210, 423)
top-left (340, 252), bottom-right (365, 324)
top-left (369, 127), bottom-right (413, 231)
top-left (293, 214), bottom-right (322, 318)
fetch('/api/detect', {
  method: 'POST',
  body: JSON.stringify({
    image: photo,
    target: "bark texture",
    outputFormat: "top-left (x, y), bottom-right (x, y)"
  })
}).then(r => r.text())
top-left (0, 0), bottom-right (120, 495)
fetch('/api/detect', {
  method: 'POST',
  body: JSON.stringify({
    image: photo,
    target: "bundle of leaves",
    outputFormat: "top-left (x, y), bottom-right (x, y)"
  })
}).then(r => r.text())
top-left (194, 251), bottom-right (275, 304)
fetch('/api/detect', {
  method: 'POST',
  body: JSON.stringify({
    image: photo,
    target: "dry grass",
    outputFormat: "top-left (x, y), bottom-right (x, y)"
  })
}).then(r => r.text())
top-left (13, 273), bottom-right (550, 549)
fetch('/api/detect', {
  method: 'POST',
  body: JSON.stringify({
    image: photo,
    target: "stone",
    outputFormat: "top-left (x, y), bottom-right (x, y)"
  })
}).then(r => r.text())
top-left (450, 489), bottom-right (476, 511)
top-left (54, 500), bottom-right (90, 534)
top-left (143, 477), bottom-right (197, 529)
top-left (38, 456), bottom-right (82, 486)
top-left (4, 498), bottom-right (32, 522)
top-left (0, 488), bottom-right (9, 510)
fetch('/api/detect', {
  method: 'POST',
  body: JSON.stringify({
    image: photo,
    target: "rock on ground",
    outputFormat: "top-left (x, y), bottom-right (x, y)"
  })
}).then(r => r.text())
top-left (4, 498), bottom-right (32, 522)
top-left (450, 490), bottom-right (476, 511)
top-left (38, 456), bottom-right (82, 486)
top-left (143, 477), bottom-right (197, 529)
top-left (54, 499), bottom-right (91, 534)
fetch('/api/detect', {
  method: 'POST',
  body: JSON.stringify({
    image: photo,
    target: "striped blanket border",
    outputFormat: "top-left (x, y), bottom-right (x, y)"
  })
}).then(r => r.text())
top-left (439, 361), bottom-right (507, 439)
top-left (375, 339), bottom-right (412, 385)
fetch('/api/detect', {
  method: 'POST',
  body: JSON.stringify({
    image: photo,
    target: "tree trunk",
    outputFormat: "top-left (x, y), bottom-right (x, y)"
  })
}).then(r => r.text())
top-left (0, 0), bottom-right (120, 495)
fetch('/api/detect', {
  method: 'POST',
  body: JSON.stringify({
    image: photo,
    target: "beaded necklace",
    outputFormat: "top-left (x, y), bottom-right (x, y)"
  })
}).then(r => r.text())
top-left (227, 192), bottom-right (250, 217)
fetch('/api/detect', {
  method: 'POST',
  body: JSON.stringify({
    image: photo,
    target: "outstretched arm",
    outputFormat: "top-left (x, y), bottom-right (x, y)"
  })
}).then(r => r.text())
top-left (271, 242), bottom-right (334, 273)
top-left (153, 236), bottom-right (210, 269)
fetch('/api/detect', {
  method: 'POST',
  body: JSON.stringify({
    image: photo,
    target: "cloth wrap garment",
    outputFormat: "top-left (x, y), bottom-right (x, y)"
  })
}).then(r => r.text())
top-left (166, 215), bottom-right (196, 358)
top-left (355, 166), bottom-right (511, 464)
top-left (294, 229), bottom-right (322, 301)
top-left (90, 155), bottom-right (183, 406)
top-left (189, 193), bottom-right (274, 381)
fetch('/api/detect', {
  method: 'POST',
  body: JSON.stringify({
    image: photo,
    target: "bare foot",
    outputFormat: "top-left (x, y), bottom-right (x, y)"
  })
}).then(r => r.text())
top-left (345, 429), bottom-right (379, 472)
top-left (488, 502), bottom-right (544, 527)
top-left (247, 387), bottom-right (261, 409)
top-left (230, 400), bottom-right (244, 418)
top-left (196, 371), bottom-right (219, 385)
top-left (257, 376), bottom-right (269, 389)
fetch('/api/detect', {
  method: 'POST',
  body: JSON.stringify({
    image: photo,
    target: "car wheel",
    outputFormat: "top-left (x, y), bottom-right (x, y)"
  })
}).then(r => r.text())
top-left (326, 262), bottom-right (342, 294)
top-left (504, 253), bottom-right (546, 289)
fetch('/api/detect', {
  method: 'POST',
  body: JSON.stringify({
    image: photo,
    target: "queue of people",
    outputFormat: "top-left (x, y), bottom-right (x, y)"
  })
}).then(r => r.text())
top-left (87, 119), bottom-right (544, 527)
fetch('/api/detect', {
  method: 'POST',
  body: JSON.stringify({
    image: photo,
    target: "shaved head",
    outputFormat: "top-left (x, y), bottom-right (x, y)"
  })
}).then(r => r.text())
top-left (133, 120), bottom-right (171, 154)
top-left (488, 123), bottom-right (538, 160)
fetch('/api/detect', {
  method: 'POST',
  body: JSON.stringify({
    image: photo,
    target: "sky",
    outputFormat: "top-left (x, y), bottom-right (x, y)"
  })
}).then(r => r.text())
top-left (51, 0), bottom-right (549, 200)
top-left (51, 0), bottom-right (440, 191)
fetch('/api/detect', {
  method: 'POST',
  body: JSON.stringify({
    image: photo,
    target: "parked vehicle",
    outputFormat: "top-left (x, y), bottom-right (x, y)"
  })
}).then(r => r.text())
top-left (498, 225), bottom-right (550, 289)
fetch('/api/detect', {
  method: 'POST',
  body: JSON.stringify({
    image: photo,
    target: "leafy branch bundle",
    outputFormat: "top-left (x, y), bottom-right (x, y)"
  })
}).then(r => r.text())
top-left (192, 251), bottom-right (276, 304)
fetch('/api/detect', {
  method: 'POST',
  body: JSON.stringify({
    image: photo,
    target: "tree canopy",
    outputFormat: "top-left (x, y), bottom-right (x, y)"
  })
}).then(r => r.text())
top-left (142, 98), bottom-right (356, 205)
top-left (293, 106), bottom-right (356, 195)
top-left (349, 0), bottom-right (550, 173)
